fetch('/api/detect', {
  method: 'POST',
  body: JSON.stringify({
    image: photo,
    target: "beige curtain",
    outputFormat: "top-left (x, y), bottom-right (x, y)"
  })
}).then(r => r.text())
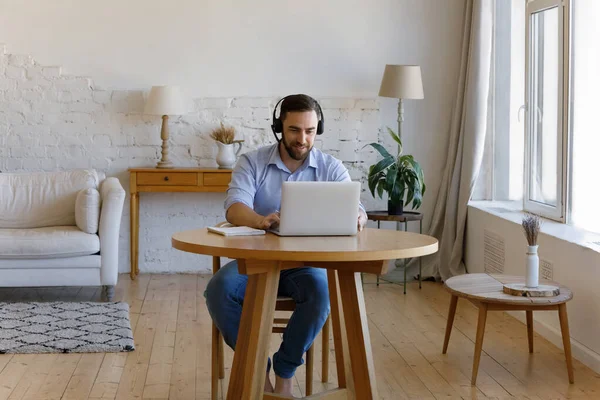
top-left (419, 0), bottom-right (494, 281)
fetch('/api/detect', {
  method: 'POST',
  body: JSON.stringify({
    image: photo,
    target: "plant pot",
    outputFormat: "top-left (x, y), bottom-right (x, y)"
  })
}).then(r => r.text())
top-left (387, 200), bottom-right (404, 215)
top-left (526, 245), bottom-right (539, 288)
top-left (215, 141), bottom-right (242, 169)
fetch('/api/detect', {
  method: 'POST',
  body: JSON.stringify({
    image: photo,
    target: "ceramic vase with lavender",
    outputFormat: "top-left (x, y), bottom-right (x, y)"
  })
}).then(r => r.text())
top-left (526, 245), bottom-right (539, 288)
top-left (522, 214), bottom-right (541, 288)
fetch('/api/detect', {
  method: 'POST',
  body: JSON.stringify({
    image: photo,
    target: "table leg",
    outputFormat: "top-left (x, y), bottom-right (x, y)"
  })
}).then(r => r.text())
top-left (442, 295), bottom-right (458, 354)
top-left (129, 192), bottom-right (138, 280)
top-left (526, 310), bottom-right (534, 353)
top-left (326, 270), bottom-right (351, 391)
top-left (338, 270), bottom-right (378, 400)
top-left (227, 264), bottom-right (280, 400)
top-left (558, 303), bottom-right (575, 384)
top-left (471, 303), bottom-right (488, 385)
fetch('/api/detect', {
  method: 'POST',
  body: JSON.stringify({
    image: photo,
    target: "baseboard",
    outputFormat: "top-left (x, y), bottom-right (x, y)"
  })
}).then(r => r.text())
top-left (507, 310), bottom-right (600, 374)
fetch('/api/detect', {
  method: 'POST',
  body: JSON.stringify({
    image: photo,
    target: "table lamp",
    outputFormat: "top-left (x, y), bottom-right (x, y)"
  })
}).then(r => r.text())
top-left (378, 65), bottom-right (424, 149)
top-left (144, 85), bottom-right (188, 169)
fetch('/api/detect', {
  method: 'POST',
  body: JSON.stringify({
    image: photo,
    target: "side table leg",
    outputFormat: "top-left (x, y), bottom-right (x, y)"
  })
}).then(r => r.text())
top-left (376, 221), bottom-right (381, 287)
top-left (558, 303), bottom-right (575, 384)
top-left (526, 310), bottom-right (534, 353)
top-left (471, 303), bottom-right (488, 385)
top-left (404, 221), bottom-right (408, 295)
top-left (130, 192), bottom-right (139, 280)
top-left (442, 295), bottom-right (458, 354)
top-left (419, 219), bottom-right (423, 289)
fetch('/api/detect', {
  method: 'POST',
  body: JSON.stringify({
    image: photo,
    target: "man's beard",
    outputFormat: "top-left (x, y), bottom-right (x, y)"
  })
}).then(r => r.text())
top-left (282, 136), bottom-right (312, 161)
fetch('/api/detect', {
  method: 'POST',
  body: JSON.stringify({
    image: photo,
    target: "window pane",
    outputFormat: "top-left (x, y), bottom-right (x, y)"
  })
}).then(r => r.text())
top-left (529, 6), bottom-right (559, 206)
top-left (571, 0), bottom-right (600, 233)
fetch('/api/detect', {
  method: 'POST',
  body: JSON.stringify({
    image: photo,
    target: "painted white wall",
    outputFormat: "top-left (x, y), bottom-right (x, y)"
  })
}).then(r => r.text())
top-left (0, 0), bottom-right (466, 273)
top-left (466, 203), bottom-right (600, 373)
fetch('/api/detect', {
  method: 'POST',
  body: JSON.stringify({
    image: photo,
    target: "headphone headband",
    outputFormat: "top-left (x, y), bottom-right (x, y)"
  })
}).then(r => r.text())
top-left (270, 95), bottom-right (324, 142)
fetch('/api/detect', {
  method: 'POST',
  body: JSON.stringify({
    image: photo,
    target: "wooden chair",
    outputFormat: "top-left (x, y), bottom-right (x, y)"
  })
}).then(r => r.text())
top-left (211, 256), bottom-right (330, 399)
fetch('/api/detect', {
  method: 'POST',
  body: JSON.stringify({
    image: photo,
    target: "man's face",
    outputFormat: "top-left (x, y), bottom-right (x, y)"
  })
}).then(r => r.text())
top-left (281, 110), bottom-right (318, 161)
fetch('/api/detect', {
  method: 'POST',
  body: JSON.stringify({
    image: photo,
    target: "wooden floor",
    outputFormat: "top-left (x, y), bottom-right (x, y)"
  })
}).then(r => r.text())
top-left (0, 274), bottom-right (598, 399)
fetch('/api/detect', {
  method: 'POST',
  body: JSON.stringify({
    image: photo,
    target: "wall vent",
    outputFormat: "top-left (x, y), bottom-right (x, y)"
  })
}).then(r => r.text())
top-left (540, 259), bottom-right (553, 280)
top-left (484, 229), bottom-right (505, 274)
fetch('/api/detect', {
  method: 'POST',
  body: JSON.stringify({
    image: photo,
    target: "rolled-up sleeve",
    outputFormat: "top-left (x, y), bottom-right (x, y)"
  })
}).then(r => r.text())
top-left (224, 154), bottom-right (256, 211)
top-left (330, 160), bottom-right (366, 213)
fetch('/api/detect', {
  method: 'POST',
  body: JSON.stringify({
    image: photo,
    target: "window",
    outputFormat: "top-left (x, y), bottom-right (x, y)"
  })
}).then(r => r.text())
top-left (524, 0), bottom-right (568, 221)
top-left (486, 0), bottom-right (599, 233)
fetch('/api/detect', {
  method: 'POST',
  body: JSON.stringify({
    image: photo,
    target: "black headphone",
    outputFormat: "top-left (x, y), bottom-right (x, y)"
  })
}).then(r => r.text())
top-left (270, 95), bottom-right (325, 142)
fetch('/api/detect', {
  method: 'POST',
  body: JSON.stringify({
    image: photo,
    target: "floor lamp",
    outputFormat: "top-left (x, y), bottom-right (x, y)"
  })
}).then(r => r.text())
top-left (378, 65), bottom-right (424, 284)
top-left (378, 65), bottom-right (424, 152)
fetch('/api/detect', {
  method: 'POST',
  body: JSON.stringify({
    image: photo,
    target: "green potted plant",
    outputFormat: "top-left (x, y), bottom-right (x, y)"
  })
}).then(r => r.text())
top-left (365, 127), bottom-right (426, 215)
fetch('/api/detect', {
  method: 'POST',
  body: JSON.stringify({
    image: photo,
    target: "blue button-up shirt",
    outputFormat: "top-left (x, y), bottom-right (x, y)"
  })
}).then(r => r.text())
top-left (224, 143), bottom-right (364, 217)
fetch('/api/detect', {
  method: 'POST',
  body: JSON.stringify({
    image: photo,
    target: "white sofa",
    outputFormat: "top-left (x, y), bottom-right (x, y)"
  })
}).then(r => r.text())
top-left (0, 169), bottom-right (125, 300)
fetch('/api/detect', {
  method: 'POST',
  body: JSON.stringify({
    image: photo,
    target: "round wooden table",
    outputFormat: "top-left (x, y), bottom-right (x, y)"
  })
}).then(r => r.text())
top-left (442, 273), bottom-right (574, 386)
top-left (172, 228), bottom-right (438, 400)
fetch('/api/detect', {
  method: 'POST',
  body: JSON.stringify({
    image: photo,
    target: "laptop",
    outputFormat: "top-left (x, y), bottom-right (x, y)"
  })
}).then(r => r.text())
top-left (269, 181), bottom-right (361, 236)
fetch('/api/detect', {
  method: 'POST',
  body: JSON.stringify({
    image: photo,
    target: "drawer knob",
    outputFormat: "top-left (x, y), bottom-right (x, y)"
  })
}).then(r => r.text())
top-left (164, 176), bottom-right (169, 181)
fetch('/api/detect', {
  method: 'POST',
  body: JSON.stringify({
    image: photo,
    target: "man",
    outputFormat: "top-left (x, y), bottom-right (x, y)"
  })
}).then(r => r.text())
top-left (205, 94), bottom-right (367, 396)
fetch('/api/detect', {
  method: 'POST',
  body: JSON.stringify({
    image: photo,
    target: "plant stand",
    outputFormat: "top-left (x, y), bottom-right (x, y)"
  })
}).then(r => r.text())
top-left (364, 211), bottom-right (424, 294)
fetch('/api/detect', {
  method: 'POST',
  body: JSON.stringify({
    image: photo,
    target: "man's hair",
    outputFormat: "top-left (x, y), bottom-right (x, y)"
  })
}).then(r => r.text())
top-left (279, 94), bottom-right (321, 122)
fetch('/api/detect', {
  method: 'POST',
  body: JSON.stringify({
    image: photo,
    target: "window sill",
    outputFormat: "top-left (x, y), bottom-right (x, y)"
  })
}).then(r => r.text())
top-left (468, 200), bottom-right (600, 253)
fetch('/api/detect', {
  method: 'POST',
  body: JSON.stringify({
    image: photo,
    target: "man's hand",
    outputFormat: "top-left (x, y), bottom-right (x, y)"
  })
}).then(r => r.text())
top-left (357, 209), bottom-right (367, 232)
top-left (257, 212), bottom-right (280, 230)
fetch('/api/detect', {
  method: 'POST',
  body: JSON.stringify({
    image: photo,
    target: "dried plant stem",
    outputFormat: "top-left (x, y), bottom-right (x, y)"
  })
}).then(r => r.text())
top-left (210, 122), bottom-right (236, 144)
top-left (522, 213), bottom-right (541, 246)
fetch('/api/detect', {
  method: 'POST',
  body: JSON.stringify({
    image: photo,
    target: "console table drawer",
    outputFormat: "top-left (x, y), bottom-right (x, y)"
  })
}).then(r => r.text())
top-left (203, 172), bottom-right (231, 186)
top-left (137, 172), bottom-right (197, 186)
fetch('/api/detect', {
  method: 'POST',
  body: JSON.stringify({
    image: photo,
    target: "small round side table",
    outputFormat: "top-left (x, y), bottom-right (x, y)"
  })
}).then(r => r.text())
top-left (366, 211), bottom-right (424, 294)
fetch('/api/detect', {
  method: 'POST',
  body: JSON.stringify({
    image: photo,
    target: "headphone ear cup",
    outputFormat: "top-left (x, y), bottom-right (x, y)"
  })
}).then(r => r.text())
top-left (273, 118), bottom-right (283, 133)
top-left (317, 120), bottom-right (324, 135)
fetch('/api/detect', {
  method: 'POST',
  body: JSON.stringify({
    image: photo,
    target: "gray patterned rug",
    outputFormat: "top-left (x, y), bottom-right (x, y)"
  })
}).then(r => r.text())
top-left (0, 301), bottom-right (135, 354)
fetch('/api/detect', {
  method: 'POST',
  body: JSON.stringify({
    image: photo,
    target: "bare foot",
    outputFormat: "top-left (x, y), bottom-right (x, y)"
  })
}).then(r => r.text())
top-left (264, 373), bottom-right (274, 393)
top-left (274, 375), bottom-right (295, 397)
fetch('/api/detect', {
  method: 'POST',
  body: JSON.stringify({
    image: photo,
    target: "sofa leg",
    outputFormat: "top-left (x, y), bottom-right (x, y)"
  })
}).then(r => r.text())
top-left (103, 285), bottom-right (115, 301)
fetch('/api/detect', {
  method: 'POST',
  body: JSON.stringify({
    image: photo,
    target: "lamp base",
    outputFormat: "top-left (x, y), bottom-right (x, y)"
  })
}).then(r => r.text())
top-left (156, 160), bottom-right (174, 169)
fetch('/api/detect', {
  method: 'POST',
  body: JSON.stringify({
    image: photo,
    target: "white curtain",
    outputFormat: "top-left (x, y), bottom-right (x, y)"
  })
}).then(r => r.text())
top-left (420, 0), bottom-right (494, 282)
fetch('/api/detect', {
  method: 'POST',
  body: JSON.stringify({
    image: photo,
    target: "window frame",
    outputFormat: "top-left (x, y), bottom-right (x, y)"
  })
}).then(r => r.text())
top-left (523, 0), bottom-right (570, 222)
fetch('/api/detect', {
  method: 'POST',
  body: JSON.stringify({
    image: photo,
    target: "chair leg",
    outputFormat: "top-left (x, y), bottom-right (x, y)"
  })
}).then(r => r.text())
top-left (322, 315), bottom-right (330, 383)
top-left (211, 323), bottom-right (219, 400)
top-left (219, 333), bottom-right (225, 379)
top-left (306, 344), bottom-right (314, 396)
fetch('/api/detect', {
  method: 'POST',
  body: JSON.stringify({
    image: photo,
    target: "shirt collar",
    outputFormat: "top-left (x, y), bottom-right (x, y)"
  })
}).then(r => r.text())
top-left (268, 143), bottom-right (319, 172)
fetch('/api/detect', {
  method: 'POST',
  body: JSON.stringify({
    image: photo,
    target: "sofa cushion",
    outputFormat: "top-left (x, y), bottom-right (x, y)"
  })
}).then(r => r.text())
top-left (0, 226), bottom-right (100, 259)
top-left (75, 188), bottom-right (101, 234)
top-left (0, 169), bottom-right (99, 229)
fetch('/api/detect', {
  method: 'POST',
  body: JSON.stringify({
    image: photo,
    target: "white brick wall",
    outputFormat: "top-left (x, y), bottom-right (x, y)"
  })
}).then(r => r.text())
top-left (0, 47), bottom-right (390, 273)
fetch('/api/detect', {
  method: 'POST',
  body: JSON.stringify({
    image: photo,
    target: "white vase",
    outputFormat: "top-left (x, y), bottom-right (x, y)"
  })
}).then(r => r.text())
top-left (526, 245), bottom-right (539, 288)
top-left (215, 141), bottom-right (242, 169)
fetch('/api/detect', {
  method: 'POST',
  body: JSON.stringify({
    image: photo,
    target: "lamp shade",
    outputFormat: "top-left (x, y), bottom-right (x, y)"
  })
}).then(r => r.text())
top-left (144, 85), bottom-right (188, 116)
top-left (378, 65), bottom-right (424, 99)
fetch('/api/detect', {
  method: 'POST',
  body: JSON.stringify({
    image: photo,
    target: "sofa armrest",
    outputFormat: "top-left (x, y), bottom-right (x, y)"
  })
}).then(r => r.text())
top-left (99, 177), bottom-right (126, 286)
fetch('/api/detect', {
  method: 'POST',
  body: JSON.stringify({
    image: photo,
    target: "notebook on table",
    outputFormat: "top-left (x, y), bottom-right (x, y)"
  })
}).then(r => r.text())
top-left (207, 222), bottom-right (266, 236)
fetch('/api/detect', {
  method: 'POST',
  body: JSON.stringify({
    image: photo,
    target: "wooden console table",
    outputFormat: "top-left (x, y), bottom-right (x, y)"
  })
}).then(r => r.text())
top-left (128, 168), bottom-right (232, 279)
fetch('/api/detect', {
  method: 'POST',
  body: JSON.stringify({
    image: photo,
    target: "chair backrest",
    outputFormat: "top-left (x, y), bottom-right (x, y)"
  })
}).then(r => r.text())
top-left (0, 169), bottom-right (100, 229)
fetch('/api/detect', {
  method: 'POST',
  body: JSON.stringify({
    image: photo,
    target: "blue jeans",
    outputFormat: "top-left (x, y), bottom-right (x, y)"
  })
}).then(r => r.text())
top-left (204, 260), bottom-right (330, 379)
